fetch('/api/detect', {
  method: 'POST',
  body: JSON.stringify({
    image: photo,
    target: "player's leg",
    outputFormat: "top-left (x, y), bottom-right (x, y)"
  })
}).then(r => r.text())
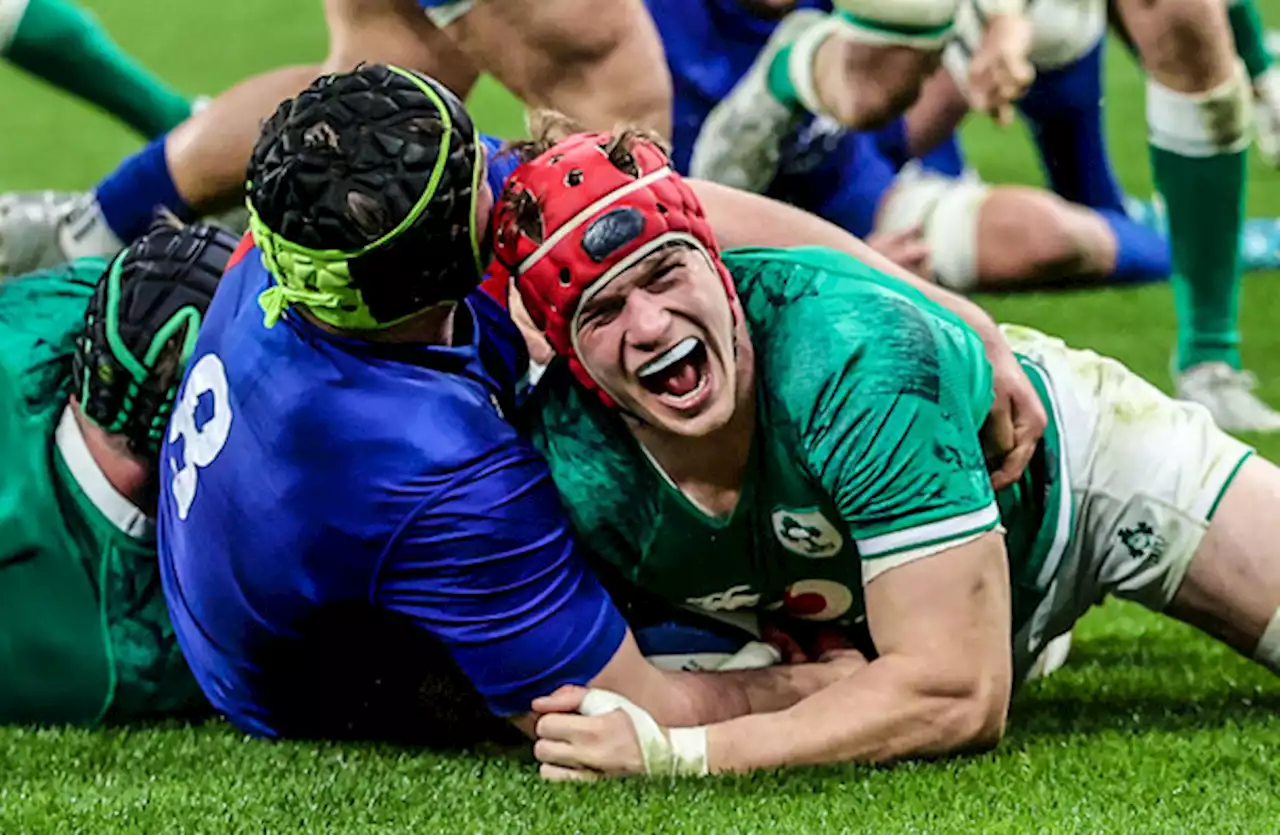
top-left (0, 0), bottom-right (484, 275)
top-left (0, 0), bottom-right (192, 139)
top-left (1227, 0), bottom-right (1280, 167)
top-left (873, 67), bottom-right (973, 174)
top-left (1117, 0), bottom-right (1280, 432)
top-left (0, 65), bottom-right (318, 274)
top-left (876, 169), bottom-right (1167, 291)
top-left (689, 2), bottom-right (949, 192)
top-left (1163, 456), bottom-right (1280, 668)
top-left (436, 0), bottom-right (669, 136)
top-left (323, 0), bottom-right (477, 91)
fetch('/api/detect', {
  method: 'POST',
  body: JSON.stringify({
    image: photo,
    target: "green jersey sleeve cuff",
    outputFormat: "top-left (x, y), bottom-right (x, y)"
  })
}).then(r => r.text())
top-left (856, 502), bottom-right (1001, 560)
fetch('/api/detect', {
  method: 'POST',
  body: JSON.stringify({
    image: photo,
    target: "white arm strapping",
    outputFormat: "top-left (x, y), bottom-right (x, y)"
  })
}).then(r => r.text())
top-left (578, 689), bottom-right (710, 777)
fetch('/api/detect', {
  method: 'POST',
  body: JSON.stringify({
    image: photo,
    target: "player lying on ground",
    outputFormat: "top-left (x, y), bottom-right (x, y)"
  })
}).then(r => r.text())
top-left (484, 127), bottom-right (1280, 779)
top-left (0, 217), bottom-right (233, 725)
top-left (155, 65), bottom-right (1046, 745)
top-left (692, 0), bottom-right (1279, 434)
top-left (0, 0), bottom-right (671, 278)
top-left (652, 0), bottom-right (1187, 293)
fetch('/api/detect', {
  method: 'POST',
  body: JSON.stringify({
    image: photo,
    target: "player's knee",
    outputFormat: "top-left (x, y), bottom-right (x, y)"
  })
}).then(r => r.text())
top-left (877, 171), bottom-right (987, 291)
top-left (1147, 60), bottom-right (1252, 157)
top-left (1123, 0), bottom-right (1236, 90)
top-left (828, 40), bottom-right (938, 128)
top-left (980, 189), bottom-right (1100, 282)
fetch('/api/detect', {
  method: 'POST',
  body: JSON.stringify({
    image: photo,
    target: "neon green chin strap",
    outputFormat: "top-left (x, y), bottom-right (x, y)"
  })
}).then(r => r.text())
top-left (249, 65), bottom-right (484, 331)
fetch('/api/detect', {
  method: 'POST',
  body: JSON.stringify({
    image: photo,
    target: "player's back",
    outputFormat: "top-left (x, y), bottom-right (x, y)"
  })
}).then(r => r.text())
top-left (158, 243), bottom-right (530, 742)
top-left (0, 261), bottom-right (199, 724)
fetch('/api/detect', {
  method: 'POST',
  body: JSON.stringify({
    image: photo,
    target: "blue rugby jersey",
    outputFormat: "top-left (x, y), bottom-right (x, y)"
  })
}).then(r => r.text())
top-left (158, 210), bottom-right (624, 740)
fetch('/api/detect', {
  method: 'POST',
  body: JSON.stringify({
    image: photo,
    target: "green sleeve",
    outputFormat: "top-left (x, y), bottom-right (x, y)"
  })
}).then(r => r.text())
top-left (742, 247), bottom-right (1000, 569)
top-left (0, 258), bottom-right (103, 416)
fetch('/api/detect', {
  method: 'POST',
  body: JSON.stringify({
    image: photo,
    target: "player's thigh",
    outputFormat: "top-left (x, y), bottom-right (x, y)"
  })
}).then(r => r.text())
top-left (322, 0), bottom-right (478, 94)
top-left (1113, 0), bottom-right (1235, 90)
top-left (1165, 456), bottom-right (1280, 658)
top-left (1000, 325), bottom-right (1254, 652)
top-left (444, 0), bottom-right (670, 131)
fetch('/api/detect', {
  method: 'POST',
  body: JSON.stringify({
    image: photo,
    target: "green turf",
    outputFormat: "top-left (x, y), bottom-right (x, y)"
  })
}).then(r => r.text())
top-left (3, 3), bottom-right (1280, 831)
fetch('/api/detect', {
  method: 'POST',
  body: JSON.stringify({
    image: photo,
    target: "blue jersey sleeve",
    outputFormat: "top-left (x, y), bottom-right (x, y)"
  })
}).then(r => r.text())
top-left (373, 440), bottom-right (627, 716)
top-left (481, 134), bottom-right (521, 198)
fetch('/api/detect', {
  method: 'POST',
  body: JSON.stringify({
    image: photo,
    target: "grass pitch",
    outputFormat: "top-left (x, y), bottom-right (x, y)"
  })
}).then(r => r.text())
top-left (2, 3), bottom-right (1280, 831)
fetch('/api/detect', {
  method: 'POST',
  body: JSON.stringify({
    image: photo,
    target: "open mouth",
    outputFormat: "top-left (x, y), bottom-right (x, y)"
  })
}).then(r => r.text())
top-left (636, 336), bottom-right (710, 404)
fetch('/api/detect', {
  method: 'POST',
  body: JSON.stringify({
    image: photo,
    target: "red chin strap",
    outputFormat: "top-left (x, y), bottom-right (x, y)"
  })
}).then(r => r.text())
top-left (487, 131), bottom-right (735, 407)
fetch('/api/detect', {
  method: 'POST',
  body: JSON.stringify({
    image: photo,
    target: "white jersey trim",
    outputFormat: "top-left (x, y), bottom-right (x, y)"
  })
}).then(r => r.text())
top-left (54, 405), bottom-right (153, 539)
top-left (0, 0), bottom-right (30, 52)
top-left (861, 526), bottom-right (1004, 585)
top-left (856, 501), bottom-right (1000, 558)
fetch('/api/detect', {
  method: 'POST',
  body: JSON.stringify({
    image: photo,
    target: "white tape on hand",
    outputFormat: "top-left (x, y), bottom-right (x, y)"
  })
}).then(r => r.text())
top-left (715, 641), bottom-right (783, 671)
top-left (578, 689), bottom-right (710, 777)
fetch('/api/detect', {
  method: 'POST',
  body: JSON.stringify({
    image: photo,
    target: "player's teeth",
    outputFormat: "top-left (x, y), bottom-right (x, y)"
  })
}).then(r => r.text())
top-left (638, 337), bottom-right (700, 379)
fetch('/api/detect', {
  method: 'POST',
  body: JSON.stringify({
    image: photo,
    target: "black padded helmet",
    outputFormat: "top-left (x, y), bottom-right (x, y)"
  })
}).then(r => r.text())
top-left (72, 218), bottom-right (236, 461)
top-left (245, 64), bottom-right (484, 331)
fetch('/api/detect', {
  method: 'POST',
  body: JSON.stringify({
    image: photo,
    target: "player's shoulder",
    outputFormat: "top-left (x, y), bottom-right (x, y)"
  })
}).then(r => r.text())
top-left (728, 246), bottom-right (958, 394)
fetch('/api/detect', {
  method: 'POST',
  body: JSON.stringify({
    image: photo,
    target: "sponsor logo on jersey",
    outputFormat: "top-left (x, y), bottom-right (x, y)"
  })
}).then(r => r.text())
top-left (771, 507), bottom-right (844, 558)
top-left (780, 579), bottom-right (855, 622)
top-left (686, 584), bottom-right (761, 613)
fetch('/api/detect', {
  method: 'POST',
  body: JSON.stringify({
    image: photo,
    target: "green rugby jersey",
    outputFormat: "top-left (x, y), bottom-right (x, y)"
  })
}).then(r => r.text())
top-left (528, 246), bottom-right (1070, 637)
top-left (0, 260), bottom-right (202, 725)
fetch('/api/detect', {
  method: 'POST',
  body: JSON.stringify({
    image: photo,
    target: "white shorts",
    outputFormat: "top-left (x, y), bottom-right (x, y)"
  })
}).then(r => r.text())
top-left (946, 0), bottom-right (1106, 90)
top-left (1002, 326), bottom-right (1254, 678)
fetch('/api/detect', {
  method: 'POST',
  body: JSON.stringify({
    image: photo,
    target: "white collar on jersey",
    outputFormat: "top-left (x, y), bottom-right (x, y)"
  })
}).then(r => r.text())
top-left (54, 405), bottom-right (153, 540)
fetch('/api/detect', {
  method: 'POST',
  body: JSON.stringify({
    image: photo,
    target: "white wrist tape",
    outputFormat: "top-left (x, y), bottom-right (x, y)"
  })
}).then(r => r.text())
top-left (715, 641), bottom-right (783, 671)
top-left (579, 689), bottom-right (710, 777)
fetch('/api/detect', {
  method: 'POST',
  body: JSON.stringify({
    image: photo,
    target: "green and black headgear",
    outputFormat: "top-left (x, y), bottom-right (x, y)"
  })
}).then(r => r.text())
top-left (245, 64), bottom-right (485, 331)
top-left (72, 219), bottom-right (236, 461)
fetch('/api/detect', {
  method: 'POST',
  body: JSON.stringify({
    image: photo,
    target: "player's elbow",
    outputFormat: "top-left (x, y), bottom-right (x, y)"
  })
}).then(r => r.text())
top-left (938, 664), bottom-right (1012, 754)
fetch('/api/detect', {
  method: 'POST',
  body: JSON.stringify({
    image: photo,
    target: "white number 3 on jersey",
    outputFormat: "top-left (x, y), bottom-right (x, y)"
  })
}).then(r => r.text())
top-left (168, 353), bottom-right (233, 520)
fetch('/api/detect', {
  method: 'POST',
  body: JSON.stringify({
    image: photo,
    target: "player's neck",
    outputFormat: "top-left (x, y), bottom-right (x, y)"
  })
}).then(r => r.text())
top-left (631, 327), bottom-right (757, 519)
top-left (71, 406), bottom-right (154, 515)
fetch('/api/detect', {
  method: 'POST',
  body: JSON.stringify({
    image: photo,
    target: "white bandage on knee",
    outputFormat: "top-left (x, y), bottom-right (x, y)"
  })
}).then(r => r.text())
top-left (788, 16), bottom-right (852, 120)
top-left (831, 0), bottom-right (958, 48)
top-left (578, 689), bottom-right (710, 777)
top-left (0, 0), bottom-right (31, 52)
top-left (1146, 61), bottom-right (1254, 157)
top-left (1253, 608), bottom-right (1280, 675)
top-left (876, 167), bottom-right (990, 292)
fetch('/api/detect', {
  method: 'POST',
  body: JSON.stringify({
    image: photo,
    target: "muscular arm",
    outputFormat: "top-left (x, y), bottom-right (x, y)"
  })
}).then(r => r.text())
top-left (705, 532), bottom-right (1012, 771)
top-left (379, 439), bottom-right (846, 740)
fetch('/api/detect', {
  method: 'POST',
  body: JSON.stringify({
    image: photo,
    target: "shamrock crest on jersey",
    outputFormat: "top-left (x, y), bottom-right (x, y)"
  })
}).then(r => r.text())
top-left (771, 507), bottom-right (844, 558)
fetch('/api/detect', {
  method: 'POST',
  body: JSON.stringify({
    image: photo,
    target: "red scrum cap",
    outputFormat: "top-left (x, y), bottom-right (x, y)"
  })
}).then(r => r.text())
top-left (489, 130), bottom-right (735, 406)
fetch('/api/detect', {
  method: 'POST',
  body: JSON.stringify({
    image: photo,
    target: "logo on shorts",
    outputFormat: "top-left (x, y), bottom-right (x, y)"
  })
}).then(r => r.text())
top-left (1118, 521), bottom-right (1166, 563)
top-left (771, 508), bottom-right (844, 558)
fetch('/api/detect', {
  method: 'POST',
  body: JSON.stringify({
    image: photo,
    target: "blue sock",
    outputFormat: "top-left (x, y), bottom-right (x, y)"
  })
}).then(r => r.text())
top-left (94, 135), bottom-right (193, 243)
top-left (1097, 208), bottom-right (1171, 284)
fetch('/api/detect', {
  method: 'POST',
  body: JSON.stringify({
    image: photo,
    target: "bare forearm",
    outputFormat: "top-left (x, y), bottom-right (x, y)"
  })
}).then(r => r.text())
top-left (705, 656), bottom-right (1005, 773)
top-left (649, 661), bottom-right (850, 726)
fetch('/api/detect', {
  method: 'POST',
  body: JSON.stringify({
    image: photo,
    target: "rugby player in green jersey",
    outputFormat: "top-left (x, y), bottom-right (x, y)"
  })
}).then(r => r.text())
top-left (489, 128), bottom-right (1280, 779)
top-left (0, 218), bottom-right (233, 725)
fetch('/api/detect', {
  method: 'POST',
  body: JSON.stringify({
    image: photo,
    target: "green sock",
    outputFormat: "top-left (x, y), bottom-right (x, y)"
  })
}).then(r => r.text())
top-left (1150, 145), bottom-right (1247, 370)
top-left (1229, 0), bottom-right (1272, 81)
top-left (2, 0), bottom-right (192, 139)
top-left (766, 43), bottom-right (802, 108)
